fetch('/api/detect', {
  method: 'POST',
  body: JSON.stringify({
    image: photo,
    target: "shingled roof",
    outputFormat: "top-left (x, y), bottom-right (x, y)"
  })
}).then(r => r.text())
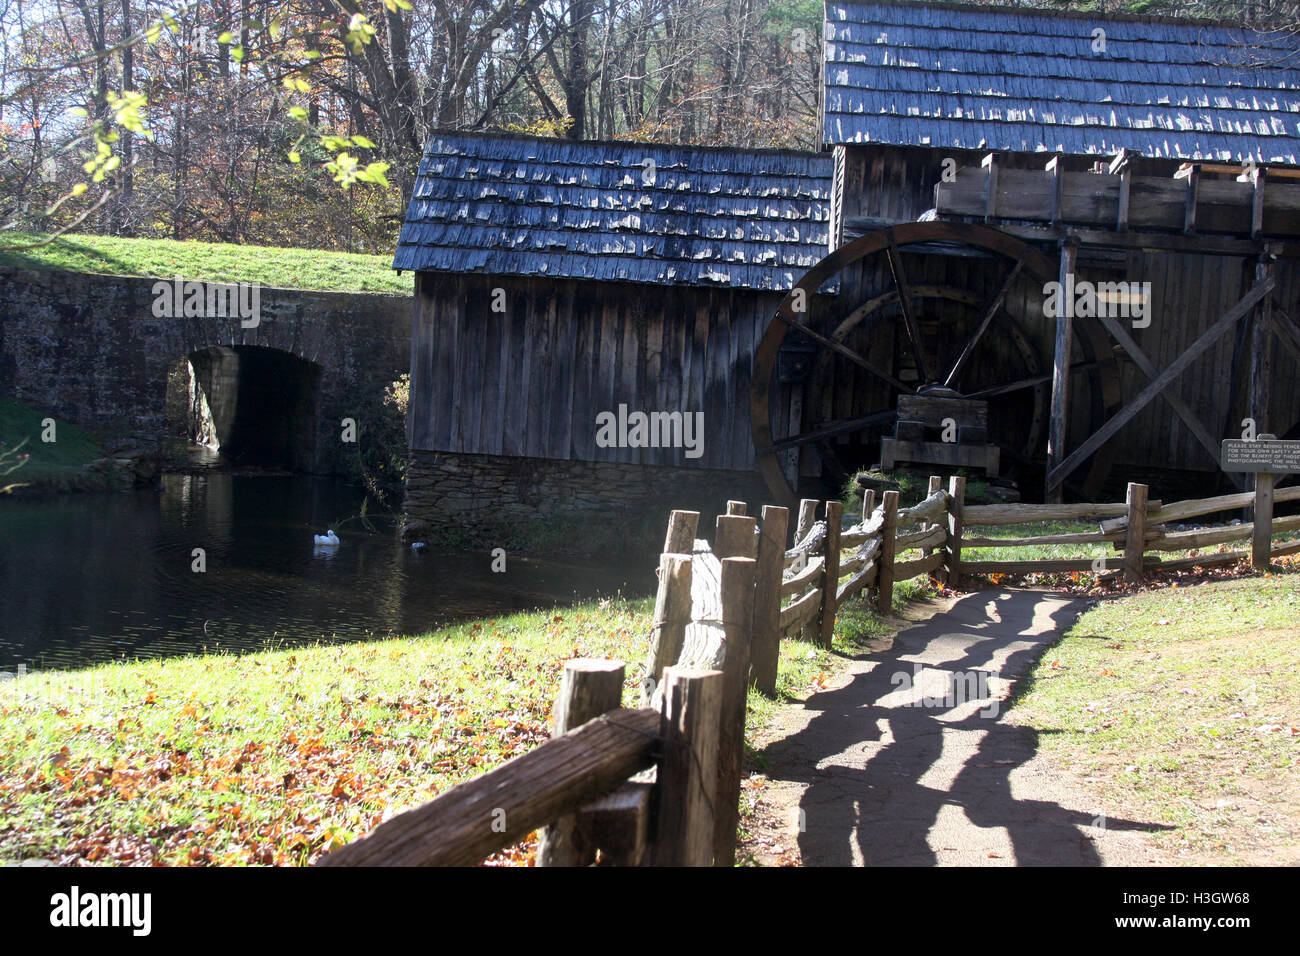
top-left (393, 132), bottom-right (833, 290)
top-left (824, 1), bottom-right (1300, 164)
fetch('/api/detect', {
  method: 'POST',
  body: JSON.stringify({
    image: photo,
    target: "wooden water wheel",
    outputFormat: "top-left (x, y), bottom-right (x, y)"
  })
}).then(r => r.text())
top-left (750, 221), bottom-right (1123, 507)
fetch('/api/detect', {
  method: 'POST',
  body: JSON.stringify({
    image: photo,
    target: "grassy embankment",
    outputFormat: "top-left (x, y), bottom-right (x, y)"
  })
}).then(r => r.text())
top-left (0, 581), bottom-right (922, 867)
top-left (0, 232), bottom-right (411, 295)
top-left (1007, 569), bottom-right (1300, 863)
top-left (0, 398), bottom-right (109, 492)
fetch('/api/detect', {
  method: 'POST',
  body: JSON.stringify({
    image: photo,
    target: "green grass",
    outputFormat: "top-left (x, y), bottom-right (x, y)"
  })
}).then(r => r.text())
top-left (1007, 569), bottom-right (1300, 862)
top-left (959, 519), bottom-right (1300, 587)
top-left (0, 559), bottom-right (929, 867)
top-left (0, 397), bottom-right (108, 492)
top-left (0, 597), bottom-right (652, 866)
top-left (0, 232), bottom-right (412, 296)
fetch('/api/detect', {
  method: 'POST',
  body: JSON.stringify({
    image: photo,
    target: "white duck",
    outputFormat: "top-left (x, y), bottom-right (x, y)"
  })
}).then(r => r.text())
top-left (313, 530), bottom-right (340, 547)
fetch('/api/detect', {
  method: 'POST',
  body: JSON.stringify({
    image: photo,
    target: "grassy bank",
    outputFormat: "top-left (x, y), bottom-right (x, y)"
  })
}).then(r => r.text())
top-left (1006, 569), bottom-right (1300, 863)
top-left (0, 232), bottom-right (411, 296)
top-left (0, 398), bottom-right (109, 492)
top-left (0, 584), bottom-right (913, 866)
top-left (0, 599), bottom-right (650, 866)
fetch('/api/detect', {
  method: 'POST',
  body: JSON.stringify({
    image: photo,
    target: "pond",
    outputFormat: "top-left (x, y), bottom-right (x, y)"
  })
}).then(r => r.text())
top-left (0, 472), bottom-right (646, 671)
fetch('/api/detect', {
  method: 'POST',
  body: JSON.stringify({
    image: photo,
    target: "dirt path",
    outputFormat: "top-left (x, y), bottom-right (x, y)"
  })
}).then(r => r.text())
top-left (742, 589), bottom-right (1171, 866)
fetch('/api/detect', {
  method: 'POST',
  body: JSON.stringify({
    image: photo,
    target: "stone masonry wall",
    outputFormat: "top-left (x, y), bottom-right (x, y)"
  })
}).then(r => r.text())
top-left (0, 267), bottom-right (411, 475)
top-left (404, 449), bottom-right (772, 545)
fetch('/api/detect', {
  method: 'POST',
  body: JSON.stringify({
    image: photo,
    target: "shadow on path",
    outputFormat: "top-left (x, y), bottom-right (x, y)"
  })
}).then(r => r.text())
top-left (758, 589), bottom-right (1171, 865)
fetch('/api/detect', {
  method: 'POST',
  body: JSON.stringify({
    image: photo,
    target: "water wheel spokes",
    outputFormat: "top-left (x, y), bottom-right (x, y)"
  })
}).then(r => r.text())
top-left (751, 221), bottom-right (1123, 507)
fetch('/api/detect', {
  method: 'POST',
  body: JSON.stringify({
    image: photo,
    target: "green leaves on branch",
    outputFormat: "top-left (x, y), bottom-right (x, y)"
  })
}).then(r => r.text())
top-left (325, 153), bottom-right (390, 189)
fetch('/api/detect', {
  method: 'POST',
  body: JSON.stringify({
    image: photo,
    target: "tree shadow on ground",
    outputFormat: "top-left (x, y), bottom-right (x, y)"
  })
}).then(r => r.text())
top-left (757, 589), bottom-right (1172, 865)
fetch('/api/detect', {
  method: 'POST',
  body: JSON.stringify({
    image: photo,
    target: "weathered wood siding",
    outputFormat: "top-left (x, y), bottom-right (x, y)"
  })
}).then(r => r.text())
top-left (408, 273), bottom-right (782, 472)
top-left (834, 143), bottom-right (1300, 474)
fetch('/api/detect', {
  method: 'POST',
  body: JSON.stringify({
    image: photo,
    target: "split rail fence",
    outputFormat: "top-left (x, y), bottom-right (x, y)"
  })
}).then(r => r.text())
top-left (318, 474), bottom-right (1296, 867)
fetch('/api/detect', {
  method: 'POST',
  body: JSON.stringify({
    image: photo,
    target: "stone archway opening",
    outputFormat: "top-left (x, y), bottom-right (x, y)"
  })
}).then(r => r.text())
top-left (163, 345), bottom-right (322, 471)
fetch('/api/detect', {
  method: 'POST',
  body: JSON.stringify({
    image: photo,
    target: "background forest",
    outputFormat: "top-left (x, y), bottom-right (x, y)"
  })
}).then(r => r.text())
top-left (2, 0), bottom-right (1297, 254)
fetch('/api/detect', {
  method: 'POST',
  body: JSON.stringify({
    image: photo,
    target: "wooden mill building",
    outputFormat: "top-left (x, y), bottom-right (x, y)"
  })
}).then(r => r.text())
top-left (395, 133), bottom-right (832, 537)
top-left (398, 1), bottom-right (1300, 536)
top-left (752, 0), bottom-right (1300, 505)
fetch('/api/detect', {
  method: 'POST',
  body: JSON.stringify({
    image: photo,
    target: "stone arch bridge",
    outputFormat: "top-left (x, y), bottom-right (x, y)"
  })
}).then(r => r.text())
top-left (0, 268), bottom-right (411, 473)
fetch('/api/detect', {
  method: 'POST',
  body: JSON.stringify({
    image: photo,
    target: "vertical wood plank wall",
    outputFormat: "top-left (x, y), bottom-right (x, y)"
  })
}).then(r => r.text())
top-left (410, 273), bottom-right (785, 473)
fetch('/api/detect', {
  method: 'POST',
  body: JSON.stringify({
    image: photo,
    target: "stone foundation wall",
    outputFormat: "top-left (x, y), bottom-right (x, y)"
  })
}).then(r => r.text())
top-left (404, 450), bottom-right (772, 549)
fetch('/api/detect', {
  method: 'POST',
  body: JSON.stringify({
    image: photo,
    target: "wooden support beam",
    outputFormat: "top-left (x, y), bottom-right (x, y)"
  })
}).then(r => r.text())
top-left (726, 500), bottom-right (747, 516)
top-left (1047, 240), bottom-right (1078, 502)
top-left (1047, 275), bottom-right (1276, 491)
top-left (1249, 167), bottom-right (1268, 239)
top-left (653, 668), bottom-right (722, 867)
top-left (1183, 165), bottom-right (1200, 234)
top-left (539, 659), bottom-right (627, 866)
top-left (982, 152), bottom-right (999, 222)
top-left (1250, 252), bottom-right (1276, 447)
top-left (1091, 310), bottom-right (1243, 489)
top-left (1111, 149), bottom-right (1132, 232)
top-left (1046, 154), bottom-right (1063, 227)
top-left (1271, 302), bottom-right (1300, 362)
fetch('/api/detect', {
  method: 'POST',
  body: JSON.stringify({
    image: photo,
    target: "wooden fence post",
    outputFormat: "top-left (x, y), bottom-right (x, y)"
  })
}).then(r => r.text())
top-left (1124, 482), bottom-right (1148, 584)
top-left (716, 514), bottom-right (758, 559)
top-left (714, 556), bottom-right (757, 866)
top-left (652, 667), bottom-right (723, 866)
top-left (750, 505), bottom-right (790, 697)
top-left (796, 498), bottom-right (819, 644)
top-left (726, 500), bottom-right (748, 516)
top-left (946, 476), bottom-right (965, 589)
top-left (877, 490), bottom-right (899, 613)
top-left (922, 475), bottom-right (941, 564)
top-left (641, 554), bottom-right (694, 705)
top-left (818, 501), bottom-right (843, 647)
top-left (538, 659), bottom-right (627, 866)
top-left (862, 488), bottom-right (875, 523)
top-left (663, 510), bottom-right (700, 554)
top-left (1253, 471), bottom-right (1275, 570)
top-left (796, 498), bottom-right (818, 541)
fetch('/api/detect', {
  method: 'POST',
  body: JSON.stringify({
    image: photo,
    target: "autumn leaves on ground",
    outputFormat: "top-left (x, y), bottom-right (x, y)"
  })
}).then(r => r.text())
top-left (0, 592), bottom-right (856, 867)
top-left (0, 601), bottom-right (651, 866)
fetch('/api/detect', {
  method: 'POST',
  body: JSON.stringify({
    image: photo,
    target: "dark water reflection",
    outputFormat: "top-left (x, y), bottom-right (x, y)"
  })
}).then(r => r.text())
top-left (0, 474), bottom-right (645, 670)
